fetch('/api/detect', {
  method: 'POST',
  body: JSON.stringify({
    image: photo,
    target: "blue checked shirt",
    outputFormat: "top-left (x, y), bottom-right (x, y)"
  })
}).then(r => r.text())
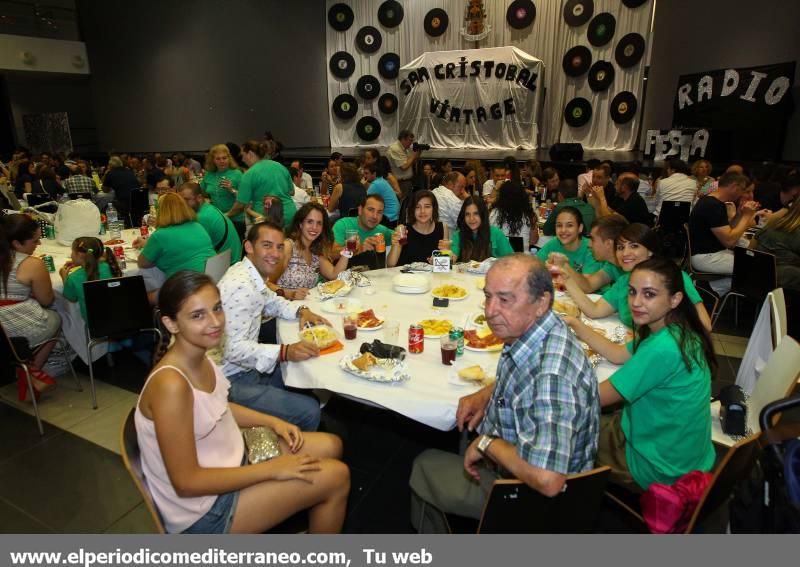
top-left (479, 310), bottom-right (599, 475)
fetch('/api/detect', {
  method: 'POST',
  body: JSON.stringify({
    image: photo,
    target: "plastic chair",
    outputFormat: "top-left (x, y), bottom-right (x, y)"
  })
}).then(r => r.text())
top-left (684, 224), bottom-right (728, 285)
top-left (478, 466), bottom-right (611, 533)
top-left (84, 275), bottom-right (162, 408)
top-left (120, 408), bottom-right (166, 533)
top-left (508, 236), bottom-right (525, 253)
top-left (0, 322), bottom-right (80, 435)
top-left (68, 192), bottom-right (93, 200)
top-left (711, 247), bottom-right (777, 328)
top-left (204, 249), bottom-right (232, 284)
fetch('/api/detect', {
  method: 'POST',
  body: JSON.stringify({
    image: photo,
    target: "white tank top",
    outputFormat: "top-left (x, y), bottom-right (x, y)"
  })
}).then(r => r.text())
top-left (134, 358), bottom-right (244, 533)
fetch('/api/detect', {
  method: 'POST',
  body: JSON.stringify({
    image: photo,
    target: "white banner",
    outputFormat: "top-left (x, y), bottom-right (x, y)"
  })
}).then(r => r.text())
top-left (397, 46), bottom-right (544, 150)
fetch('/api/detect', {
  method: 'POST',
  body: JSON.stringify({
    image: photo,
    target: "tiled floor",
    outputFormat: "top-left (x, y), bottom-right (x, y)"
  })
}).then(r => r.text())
top-left (1, 330), bottom-right (745, 534)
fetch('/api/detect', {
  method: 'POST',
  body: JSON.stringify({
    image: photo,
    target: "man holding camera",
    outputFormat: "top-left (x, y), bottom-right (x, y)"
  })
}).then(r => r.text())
top-left (387, 129), bottom-right (421, 199)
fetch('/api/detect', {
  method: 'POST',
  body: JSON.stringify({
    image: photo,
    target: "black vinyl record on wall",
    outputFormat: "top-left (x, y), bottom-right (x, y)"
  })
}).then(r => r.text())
top-left (610, 91), bottom-right (638, 124)
top-left (378, 52), bottom-right (400, 79)
top-left (357, 116), bottom-right (382, 141)
top-left (329, 51), bottom-right (355, 79)
top-left (332, 94), bottom-right (358, 120)
top-left (424, 8), bottom-right (449, 37)
top-left (564, 97), bottom-right (592, 127)
top-left (356, 75), bottom-right (381, 100)
top-left (328, 3), bottom-right (354, 32)
top-left (615, 33), bottom-right (645, 68)
top-left (506, 0), bottom-right (536, 30)
top-left (356, 26), bottom-right (383, 53)
top-left (562, 45), bottom-right (592, 77)
top-left (563, 0), bottom-right (594, 27)
top-left (378, 93), bottom-right (398, 114)
top-left (588, 60), bottom-right (615, 91)
top-left (587, 13), bottom-right (616, 47)
top-left (378, 1), bottom-right (404, 28)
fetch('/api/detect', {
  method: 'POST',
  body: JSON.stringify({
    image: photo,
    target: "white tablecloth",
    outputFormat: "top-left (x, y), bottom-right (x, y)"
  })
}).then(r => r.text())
top-left (278, 268), bottom-right (623, 431)
top-left (37, 229), bottom-right (163, 364)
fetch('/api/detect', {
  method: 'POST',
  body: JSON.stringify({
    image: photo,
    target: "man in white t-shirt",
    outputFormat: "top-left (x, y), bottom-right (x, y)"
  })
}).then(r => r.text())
top-left (432, 171), bottom-right (466, 234)
top-left (387, 129), bottom-right (420, 198)
top-left (289, 166), bottom-right (311, 209)
top-left (482, 165), bottom-right (507, 197)
top-left (655, 158), bottom-right (696, 216)
top-left (290, 160), bottom-right (313, 191)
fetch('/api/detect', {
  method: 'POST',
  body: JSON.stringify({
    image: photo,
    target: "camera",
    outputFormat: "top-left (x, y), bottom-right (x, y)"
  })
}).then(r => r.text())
top-left (412, 142), bottom-right (431, 152)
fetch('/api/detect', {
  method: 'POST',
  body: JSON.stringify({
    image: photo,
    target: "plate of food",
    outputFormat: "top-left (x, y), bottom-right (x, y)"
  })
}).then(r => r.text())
top-left (299, 325), bottom-right (340, 349)
top-left (448, 363), bottom-right (496, 388)
top-left (464, 328), bottom-right (504, 352)
top-left (318, 279), bottom-right (353, 298)
top-left (431, 284), bottom-right (468, 300)
top-left (465, 258), bottom-right (495, 275)
top-left (475, 277), bottom-right (486, 290)
top-left (418, 319), bottom-right (454, 339)
top-left (552, 298), bottom-right (581, 318)
top-left (339, 352), bottom-right (410, 383)
top-left (472, 312), bottom-right (488, 327)
top-left (320, 297), bottom-right (363, 315)
top-left (356, 309), bottom-right (384, 331)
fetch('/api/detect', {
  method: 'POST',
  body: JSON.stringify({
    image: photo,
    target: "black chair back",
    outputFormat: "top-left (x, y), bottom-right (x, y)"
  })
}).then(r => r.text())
top-left (129, 187), bottom-right (149, 227)
top-left (478, 467), bottom-right (611, 533)
top-left (508, 236), bottom-right (525, 253)
top-left (349, 250), bottom-right (379, 270)
top-left (84, 275), bottom-right (155, 339)
top-left (68, 192), bottom-right (93, 200)
top-left (657, 201), bottom-right (691, 231)
top-left (731, 247), bottom-right (777, 303)
top-left (25, 193), bottom-right (54, 207)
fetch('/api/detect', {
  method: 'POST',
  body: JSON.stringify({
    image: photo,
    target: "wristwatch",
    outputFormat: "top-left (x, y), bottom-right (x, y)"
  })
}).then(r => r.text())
top-left (476, 434), bottom-right (496, 456)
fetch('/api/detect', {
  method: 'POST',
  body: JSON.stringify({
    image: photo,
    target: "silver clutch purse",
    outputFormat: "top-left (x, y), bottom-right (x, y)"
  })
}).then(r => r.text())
top-left (242, 426), bottom-right (282, 464)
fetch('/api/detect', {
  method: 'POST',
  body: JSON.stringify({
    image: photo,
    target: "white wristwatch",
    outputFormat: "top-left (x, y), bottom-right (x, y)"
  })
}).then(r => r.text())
top-left (476, 434), bottom-right (496, 456)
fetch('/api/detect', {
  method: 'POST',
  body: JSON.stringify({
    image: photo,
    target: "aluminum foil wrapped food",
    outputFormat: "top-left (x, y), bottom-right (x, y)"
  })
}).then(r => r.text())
top-left (242, 426), bottom-right (282, 464)
top-left (341, 269), bottom-right (372, 288)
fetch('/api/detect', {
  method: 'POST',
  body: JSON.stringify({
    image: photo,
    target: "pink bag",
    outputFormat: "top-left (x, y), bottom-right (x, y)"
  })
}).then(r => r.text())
top-left (640, 470), bottom-right (713, 533)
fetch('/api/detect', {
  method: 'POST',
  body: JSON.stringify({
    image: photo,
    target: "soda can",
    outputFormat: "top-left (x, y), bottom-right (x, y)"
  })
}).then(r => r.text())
top-left (42, 255), bottom-right (55, 273)
top-left (44, 223), bottom-right (55, 240)
top-left (113, 245), bottom-right (125, 258)
top-left (449, 327), bottom-right (465, 356)
top-left (140, 224), bottom-right (150, 238)
top-left (408, 324), bottom-right (424, 354)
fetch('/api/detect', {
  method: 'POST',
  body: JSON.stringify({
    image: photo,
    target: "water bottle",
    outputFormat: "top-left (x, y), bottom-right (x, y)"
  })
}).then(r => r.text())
top-left (106, 203), bottom-right (121, 239)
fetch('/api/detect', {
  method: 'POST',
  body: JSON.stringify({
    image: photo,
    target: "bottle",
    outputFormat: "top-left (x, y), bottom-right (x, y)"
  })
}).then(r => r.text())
top-left (99, 214), bottom-right (107, 236)
top-left (106, 203), bottom-right (121, 239)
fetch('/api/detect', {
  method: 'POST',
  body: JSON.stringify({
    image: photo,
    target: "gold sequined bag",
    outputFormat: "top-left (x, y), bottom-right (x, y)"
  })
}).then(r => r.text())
top-left (242, 426), bottom-right (282, 464)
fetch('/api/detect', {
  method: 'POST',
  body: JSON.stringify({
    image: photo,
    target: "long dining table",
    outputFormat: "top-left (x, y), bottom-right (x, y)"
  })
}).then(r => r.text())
top-left (277, 266), bottom-right (624, 431)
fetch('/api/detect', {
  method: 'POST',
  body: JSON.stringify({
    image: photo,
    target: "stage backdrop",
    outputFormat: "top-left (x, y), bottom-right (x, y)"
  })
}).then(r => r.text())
top-left (326, 0), bottom-right (653, 150)
top-left (398, 47), bottom-right (543, 149)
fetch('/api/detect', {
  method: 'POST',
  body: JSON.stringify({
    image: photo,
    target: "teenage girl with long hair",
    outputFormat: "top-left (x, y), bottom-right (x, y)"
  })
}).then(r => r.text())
top-left (564, 257), bottom-right (716, 490)
top-left (136, 271), bottom-right (349, 533)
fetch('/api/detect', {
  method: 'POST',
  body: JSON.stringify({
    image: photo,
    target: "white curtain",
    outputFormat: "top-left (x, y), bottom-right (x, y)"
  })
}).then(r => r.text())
top-left (326, 0), bottom-right (653, 150)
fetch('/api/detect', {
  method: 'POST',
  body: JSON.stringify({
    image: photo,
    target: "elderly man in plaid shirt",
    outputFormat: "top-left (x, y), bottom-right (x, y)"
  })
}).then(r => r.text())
top-left (410, 254), bottom-right (600, 532)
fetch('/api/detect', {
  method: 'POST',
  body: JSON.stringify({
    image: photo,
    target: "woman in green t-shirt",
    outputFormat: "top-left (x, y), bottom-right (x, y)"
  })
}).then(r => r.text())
top-left (564, 258), bottom-right (716, 490)
top-left (536, 207), bottom-right (599, 274)
top-left (200, 144), bottom-right (245, 240)
top-left (450, 196), bottom-right (513, 262)
top-left (559, 223), bottom-right (711, 330)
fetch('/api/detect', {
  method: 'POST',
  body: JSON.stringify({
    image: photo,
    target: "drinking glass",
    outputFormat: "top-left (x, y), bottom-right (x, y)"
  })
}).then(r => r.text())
top-left (440, 335), bottom-right (457, 365)
top-left (343, 314), bottom-right (358, 340)
top-left (345, 229), bottom-right (358, 253)
top-left (383, 320), bottom-right (400, 344)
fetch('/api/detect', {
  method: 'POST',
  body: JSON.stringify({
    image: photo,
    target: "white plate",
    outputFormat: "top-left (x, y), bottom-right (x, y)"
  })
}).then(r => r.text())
top-left (320, 298), bottom-right (363, 314)
top-left (394, 285), bottom-right (430, 294)
top-left (357, 321), bottom-right (384, 331)
top-left (393, 273), bottom-right (429, 288)
top-left (447, 363), bottom-right (495, 388)
top-left (464, 344), bottom-right (503, 353)
top-left (431, 287), bottom-right (469, 301)
top-left (339, 354), bottom-right (410, 383)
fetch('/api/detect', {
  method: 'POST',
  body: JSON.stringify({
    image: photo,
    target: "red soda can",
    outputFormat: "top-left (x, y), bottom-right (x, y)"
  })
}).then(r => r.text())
top-left (408, 324), bottom-right (424, 354)
top-left (140, 224), bottom-right (149, 238)
top-left (113, 245), bottom-right (124, 258)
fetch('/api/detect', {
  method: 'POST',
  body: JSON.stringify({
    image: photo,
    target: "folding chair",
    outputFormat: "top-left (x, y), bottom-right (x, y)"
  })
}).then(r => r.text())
top-left (120, 408), bottom-right (166, 533)
top-left (656, 201), bottom-right (691, 258)
top-left (84, 276), bottom-right (162, 408)
top-left (204, 249), bottom-right (232, 284)
top-left (478, 467), bottom-right (611, 533)
top-left (68, 192), bottom-right (94, 200)
top-left (508, 236), bottom-right (525, 253)
top-left (1, 322), bottom-right (80, 435)
top-left (711, 247), bottom-right (777, 328)
top-left (684, 224), bottom-right (728, 286)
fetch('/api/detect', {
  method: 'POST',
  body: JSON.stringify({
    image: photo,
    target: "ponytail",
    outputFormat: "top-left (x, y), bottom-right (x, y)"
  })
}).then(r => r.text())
top-left (104, 246), bottom-right (122, 277)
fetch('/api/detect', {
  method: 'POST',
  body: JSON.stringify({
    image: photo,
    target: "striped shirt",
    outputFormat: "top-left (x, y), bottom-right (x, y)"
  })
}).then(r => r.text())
top-left (479, 310), bottom-right (599, 475)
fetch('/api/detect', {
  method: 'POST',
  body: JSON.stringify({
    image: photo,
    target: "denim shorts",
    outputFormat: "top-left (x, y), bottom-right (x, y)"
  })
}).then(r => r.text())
top-left (182, 490), bottom-right (240, 534)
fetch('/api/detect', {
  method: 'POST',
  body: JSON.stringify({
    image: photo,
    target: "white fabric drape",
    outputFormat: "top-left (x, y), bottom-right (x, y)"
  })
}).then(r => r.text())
top-left (326, 0), bottom-right (653, 150)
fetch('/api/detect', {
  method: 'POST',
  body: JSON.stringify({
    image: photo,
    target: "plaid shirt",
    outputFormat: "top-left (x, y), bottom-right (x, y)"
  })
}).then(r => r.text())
top-left (63, 174), bottom-right (96, 194)
top-left (479, 310), bottom-right (599, 475)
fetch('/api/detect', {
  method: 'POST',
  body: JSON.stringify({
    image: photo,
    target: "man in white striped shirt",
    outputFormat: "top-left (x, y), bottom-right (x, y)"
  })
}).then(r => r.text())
top-left (431, 171), bottom-right (466, 235)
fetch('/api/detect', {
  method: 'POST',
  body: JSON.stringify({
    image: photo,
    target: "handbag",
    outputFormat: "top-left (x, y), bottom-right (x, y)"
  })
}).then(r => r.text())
top-left (242, 426), bottom-right (282, 464)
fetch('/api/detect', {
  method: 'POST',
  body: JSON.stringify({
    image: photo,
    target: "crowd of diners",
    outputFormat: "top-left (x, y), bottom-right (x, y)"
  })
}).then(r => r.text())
top-left (1, 134), bottom-right (797, 533)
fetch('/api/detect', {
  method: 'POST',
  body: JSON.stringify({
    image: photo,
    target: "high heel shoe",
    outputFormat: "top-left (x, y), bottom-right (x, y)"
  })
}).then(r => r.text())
top-left (16, 368), bottom-right (40, 402)
top-left (30, 367), bottom-right (56, 389)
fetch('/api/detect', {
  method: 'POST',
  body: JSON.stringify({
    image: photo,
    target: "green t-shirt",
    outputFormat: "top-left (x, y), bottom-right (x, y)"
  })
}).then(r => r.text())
top-left (602, 270), bottom-right (702, 328)
top-left (237, 159), bottom-right (296, 228)
top-left (594, 261), bottom-right (625, 294)
top-left (450, 226), bottom-right (514, 261)
top-left (62, 262), bottom-right (114, 321)
top-left (332, 216), bottom-right (394, 247)
top-left (197, 203), bottom-right (242, 264)
top-left (141, 222), bottom-right (216, 278)
top-left (542, 198), bottom-right (595, 237)
top-left (200, 168), bottom-right (244, 222)
top-left (610, 325), bottom-right (715, 489)
top-left (536, 237), bottom-right (602, 274)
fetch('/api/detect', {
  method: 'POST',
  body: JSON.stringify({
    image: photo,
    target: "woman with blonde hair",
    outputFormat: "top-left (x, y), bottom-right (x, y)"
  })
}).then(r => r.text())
top-left (133, 193), bottom-right (215, 302)
top-left (691, 159), bottom-right (714, 198)
top-left (753, 197), bottom-right (800, 290)
top-left (201, 144), bottom-right (245, 240)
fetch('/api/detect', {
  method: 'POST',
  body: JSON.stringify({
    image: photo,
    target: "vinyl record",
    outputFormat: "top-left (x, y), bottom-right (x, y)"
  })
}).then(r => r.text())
top-left (563, 0), bottom-right (594, 27)
top-left (564, 97), bottom-right (592, 127)
top-left (327, 3), bottom-right (354, 32)
top-left (356, 75), bottom-right (381, 100)
top-left (356, 26), bottom-right (383, 53)
top-left (622, 0), bottom-right (648, 8)
top-left (506, 0), bottom-right (536, 30)
top-left (587, 12), bottom-right (616, 46)
top-left (615, 32), bottom-right (645, 68)
top-left (378, 93), bottom-right (398, 115)
top-left (588, 60), bottom-right (615, 92)
top-left (378, 0), bottom-right (404, 28)
top-left (424, 8), bottom-right (449, 37)
top-left (356, 116), bottom-right (382, 141)
top-left (562, 45), bottom-right (592, 77)
top-left (610, 91), bottom-right (638, 124)
top-left (329, 51), bottom-right (355, 79)
top-left (378, 52), bottom-right (400, 79)
top-left (332, 94), bottom-right (358, 120)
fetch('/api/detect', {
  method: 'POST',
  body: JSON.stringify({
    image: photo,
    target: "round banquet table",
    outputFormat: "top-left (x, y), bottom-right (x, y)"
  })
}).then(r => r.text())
top-left (277, 266), bottom-right (623, 431)
top-left (36, 228), bottom-right (165, 363)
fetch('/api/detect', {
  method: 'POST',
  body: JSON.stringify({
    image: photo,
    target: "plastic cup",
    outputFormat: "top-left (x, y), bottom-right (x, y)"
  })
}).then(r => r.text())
top-left (383, 321), bottom-right (399, 344)
top-left (343, 314), bottom-right (358, 340)
top-left (440, 335), bottom-right (457, 365)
